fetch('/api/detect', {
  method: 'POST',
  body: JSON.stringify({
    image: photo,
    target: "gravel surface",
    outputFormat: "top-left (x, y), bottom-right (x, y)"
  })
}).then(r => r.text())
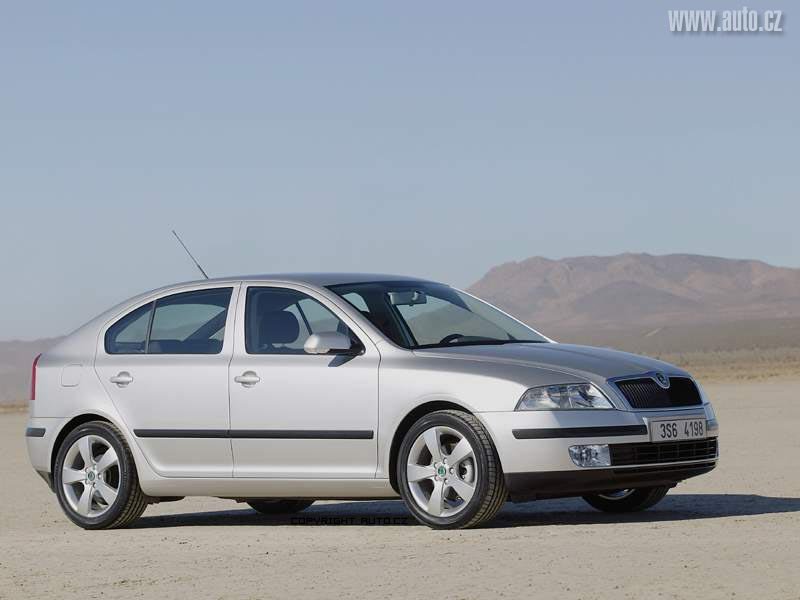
top-left (1, 380), bottom-right (798, 600)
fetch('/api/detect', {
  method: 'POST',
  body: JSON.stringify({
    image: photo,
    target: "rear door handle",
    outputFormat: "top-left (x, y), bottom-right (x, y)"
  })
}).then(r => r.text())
top-left (234, 371), bottom-right (260, 387)
top-left (110, 371), bottom-right (134, 387)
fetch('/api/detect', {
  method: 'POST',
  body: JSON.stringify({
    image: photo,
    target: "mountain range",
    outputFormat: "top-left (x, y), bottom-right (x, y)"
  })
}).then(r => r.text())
top-left (468, 253), bottom-right (800, 332)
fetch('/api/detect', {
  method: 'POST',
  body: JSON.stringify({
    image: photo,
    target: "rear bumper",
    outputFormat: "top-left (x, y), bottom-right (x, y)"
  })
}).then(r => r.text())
top-left (25, 417), bottom-right (63, 475)
top-left (505, 461), bottom-right (717, 502)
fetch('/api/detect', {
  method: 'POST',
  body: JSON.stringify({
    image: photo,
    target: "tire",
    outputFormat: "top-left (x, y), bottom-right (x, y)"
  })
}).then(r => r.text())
top-left (53, 420), bottom-right (148, 530)
top-left (247, 500), bottom-right (315, 515)
top-left (397, 410), bottom-right (506, 529)
top-left (582, 486), bottom-right (670, 513)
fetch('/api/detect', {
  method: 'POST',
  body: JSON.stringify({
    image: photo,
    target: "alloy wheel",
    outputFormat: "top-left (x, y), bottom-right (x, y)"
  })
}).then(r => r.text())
top-left (406, 425), bottom-right (478, 517)
top-left (61, 434), bottom-right (120, 518)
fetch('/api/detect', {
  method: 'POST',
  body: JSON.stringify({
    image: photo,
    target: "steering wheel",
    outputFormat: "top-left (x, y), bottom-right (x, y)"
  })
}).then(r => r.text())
top-left (439, 333), bottom-right (466, 345)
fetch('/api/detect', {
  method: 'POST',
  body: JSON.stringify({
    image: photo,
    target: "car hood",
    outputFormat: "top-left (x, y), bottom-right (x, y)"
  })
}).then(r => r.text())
top-left (413, 342), bottom-right (687, 383)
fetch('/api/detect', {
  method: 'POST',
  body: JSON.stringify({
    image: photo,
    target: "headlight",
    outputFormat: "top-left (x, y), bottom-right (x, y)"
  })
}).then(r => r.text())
top-left (515, 383), bottom-right (614, 410)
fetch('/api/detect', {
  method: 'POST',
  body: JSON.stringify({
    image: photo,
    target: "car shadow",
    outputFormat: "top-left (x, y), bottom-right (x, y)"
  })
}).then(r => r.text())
top-left (132, 493), bottom-right (800, 529)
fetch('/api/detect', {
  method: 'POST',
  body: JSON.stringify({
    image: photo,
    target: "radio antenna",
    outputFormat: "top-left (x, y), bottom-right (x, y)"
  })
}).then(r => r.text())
top-left (171, 229), bottom-right (209, 280)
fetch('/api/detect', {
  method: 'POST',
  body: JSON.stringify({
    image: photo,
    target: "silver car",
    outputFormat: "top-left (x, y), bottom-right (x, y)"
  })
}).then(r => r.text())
top-left (26, 274), bottom-right (719, 529)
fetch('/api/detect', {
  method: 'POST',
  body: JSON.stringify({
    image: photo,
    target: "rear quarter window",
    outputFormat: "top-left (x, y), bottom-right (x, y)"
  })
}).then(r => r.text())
top-left (105, 302), bottom-right (153, 354)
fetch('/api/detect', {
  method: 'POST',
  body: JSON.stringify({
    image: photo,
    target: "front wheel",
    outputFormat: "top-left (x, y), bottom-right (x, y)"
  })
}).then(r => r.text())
top-left (53, 421), bottom-right (148, 529)
top-left (582, 486), bottom-right (670, 512)
top-left (397, 410), bottom-right (507, 529)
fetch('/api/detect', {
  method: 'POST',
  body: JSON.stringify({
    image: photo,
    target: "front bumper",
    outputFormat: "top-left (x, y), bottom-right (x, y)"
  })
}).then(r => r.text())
top-left (477, 404), bottom-right (719, 500)
top-left (505, 461), bottom-right (716, 502)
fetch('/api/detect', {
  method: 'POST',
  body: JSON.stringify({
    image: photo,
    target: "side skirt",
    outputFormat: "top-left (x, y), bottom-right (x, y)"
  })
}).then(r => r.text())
top-left (139, 476), bottom-right (399, 499)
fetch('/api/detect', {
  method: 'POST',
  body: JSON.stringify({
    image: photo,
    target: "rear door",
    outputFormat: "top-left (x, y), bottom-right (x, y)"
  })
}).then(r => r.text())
top-left (95, 284), bottom-right (239, 478)
top-left (228, 284), bottom-right (379, 478)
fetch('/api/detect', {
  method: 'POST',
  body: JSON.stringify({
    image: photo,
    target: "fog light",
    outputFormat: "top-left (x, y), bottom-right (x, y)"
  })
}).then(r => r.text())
top-left (569, 444), bottom-right (611, 467)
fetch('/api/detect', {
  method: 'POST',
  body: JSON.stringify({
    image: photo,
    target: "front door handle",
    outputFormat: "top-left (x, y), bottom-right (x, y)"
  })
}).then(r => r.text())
top-left (110, 371), bottom-right (134, 387)
top-left (234, 371), bottom-right (261, 387)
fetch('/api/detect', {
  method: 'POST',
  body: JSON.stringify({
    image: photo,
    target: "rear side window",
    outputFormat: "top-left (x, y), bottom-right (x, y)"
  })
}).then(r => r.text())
top-left (104, 288), bottom-right (233, 355)
top-left (105, 302), bottom-right (153, 354)
top-left (149, 288), bottom-right (233, 354)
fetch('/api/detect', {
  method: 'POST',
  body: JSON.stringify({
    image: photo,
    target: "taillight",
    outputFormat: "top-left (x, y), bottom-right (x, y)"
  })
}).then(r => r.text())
top-left (30, 354), bottom-right (41, 401)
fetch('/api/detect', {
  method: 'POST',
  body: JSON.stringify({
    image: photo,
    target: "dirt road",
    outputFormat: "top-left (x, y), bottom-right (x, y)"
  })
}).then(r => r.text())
top-left (1, 380), bottom-right (798, 599)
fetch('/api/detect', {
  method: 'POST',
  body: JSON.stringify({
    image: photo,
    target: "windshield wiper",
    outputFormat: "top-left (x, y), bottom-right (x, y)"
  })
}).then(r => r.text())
top-left (416, 339), bottom-right (547, 349)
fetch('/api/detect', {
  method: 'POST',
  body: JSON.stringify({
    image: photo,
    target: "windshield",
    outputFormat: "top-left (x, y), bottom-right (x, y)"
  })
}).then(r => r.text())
top-left (328, 281), bottom-right (548, 349)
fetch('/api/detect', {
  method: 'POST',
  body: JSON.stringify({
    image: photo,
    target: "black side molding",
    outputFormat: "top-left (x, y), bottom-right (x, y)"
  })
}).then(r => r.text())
top-left (25, 427), bottom-right (46, 438)
top-left (512, 425), bottom-right (648, 440)
top-left (229, 430), bottom-right (374, 440)
top-left (135, 429), bottom-right (228, 439)
top-left (134, 429), bottom-right (374, 440)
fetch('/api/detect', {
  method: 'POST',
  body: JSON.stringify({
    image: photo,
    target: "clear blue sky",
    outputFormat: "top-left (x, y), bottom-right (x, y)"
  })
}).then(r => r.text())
top-left (1, 1), bottom-right (797, 339)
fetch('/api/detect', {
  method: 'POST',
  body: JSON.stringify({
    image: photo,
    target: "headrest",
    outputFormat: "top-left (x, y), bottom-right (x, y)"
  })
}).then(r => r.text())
top-left (259, 311), bottom-right (300, 345)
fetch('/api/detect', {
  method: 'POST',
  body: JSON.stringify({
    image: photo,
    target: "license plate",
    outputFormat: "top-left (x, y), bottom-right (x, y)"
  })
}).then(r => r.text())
top-left (649, 418), bottom-right (706, 442)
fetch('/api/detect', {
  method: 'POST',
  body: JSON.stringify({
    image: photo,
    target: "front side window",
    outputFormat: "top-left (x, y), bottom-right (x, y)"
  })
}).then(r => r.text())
top-left (328, 282), bottom-right (547, 349)
top-left (105, 288), bottom-right (232, 355)
top-left (245, 287), bottom-right (353, 354)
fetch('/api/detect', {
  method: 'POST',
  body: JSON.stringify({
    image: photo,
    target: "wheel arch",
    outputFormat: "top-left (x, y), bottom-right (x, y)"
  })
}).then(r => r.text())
top-left (388, 400), bottom-right (476, 494)
top-left (50, 413), bottom-right (113, 476)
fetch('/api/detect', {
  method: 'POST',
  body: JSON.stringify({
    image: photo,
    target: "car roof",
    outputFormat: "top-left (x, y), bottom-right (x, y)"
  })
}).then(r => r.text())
top-left (175, 272), bottom-right (439, 287)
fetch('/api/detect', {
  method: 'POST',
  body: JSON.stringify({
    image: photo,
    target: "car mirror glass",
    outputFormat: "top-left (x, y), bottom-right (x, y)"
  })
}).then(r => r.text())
top-left (387, 290), bottom-right (427, 306)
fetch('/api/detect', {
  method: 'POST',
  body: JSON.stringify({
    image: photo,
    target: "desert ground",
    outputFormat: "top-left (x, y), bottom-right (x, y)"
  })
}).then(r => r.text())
top-left (1, 379), bottom-right (799, 600)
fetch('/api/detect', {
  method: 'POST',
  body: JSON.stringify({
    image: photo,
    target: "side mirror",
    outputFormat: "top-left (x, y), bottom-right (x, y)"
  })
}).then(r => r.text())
top-left (303, 332), bottom-right (357, 355)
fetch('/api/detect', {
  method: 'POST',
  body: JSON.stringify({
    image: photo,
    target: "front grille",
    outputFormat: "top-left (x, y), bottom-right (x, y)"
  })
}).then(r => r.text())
top-left (615, 376), bottom-right (702, 409)
top-left (610, 438), bottom-right (718, 466)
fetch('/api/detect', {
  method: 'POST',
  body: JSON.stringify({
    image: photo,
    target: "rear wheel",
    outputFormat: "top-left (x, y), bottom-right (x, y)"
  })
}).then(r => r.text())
top-left (54, 421), bottom-right (148, 529)
top-left (397, 410), bottom-right (506, 529)
top-left (247, 500), bottom-right (315, 515)
top-left (582, 486), bottom-right (670, 512)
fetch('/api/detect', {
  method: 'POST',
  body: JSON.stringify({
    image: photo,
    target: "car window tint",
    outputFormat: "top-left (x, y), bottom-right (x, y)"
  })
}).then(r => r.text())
top-left (328, 285), bottom-right (408, 345)
top-left (285, 303), bottom-right (312, 345)
top-left (148, 288), bottom-right (233, 354)
top-left (341, 292), bottom-right (369, 312)
top-left (245, 287), bottom-right (350, 355)
top-left (105, 302), bottom-right (153, 354)
top-left (298, 297), bottom-right (343, 334)
top-left (329, 281), bottom-right (545, 349)
top-left (395, 294), bottom-right (509, 346)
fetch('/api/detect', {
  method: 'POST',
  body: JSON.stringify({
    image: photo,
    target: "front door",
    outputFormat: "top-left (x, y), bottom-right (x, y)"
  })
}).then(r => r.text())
top-left (228, 284), bottom-right (378, 478)
top-left (95, 284), bottom-right (239, 478)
